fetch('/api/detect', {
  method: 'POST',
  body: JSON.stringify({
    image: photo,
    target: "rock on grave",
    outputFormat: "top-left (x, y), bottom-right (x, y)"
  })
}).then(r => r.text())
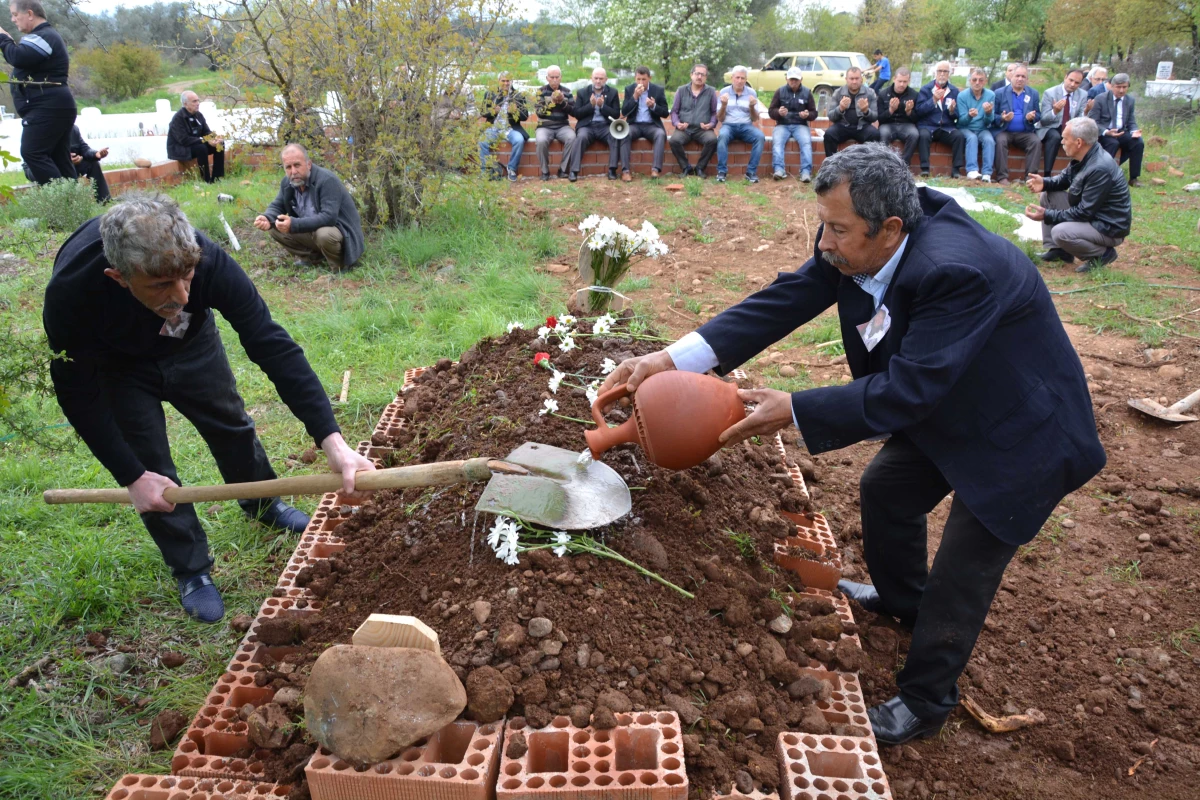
top-left (466, 666), bottom-right (513, 723)
top-left (305, 645), bottom-right (466, 766)
top-left (149, 709), bottom-right (188, 751)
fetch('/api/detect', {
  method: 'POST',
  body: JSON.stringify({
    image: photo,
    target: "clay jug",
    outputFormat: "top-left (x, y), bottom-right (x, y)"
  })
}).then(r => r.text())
top-left (586, 372), bottom-right (745, 470)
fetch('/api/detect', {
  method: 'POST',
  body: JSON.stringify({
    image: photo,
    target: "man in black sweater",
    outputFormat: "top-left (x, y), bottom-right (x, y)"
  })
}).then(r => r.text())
top-left (167, 91), bottom-right (223, 183)
top-left (0, 0), bottom-right (77, 184)
top-left (877, 67), bottom-right (920, 168)
top-left (69, 125), bottom-right (110, 202)
top-left (45, 193), bottom-right (375, 623)
top-left (619, 66), bottom-right (669, 179)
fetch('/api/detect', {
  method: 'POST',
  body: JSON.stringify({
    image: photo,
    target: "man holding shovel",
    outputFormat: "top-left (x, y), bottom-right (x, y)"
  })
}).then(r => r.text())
top-left (600, 144), bottom-right (1105, 746)
top-left (44, 192), bottom-right (374, 623)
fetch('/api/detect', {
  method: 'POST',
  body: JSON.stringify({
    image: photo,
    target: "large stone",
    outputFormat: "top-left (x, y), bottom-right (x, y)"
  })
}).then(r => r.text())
top-left (305, 645), bottom-right (466, 766)
top-left (466, 666), bottom-right (513, 722)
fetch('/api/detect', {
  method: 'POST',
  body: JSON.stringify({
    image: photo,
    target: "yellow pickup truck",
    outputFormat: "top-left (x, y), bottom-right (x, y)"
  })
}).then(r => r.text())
top-left (725, 51), bottom-right (877, 116)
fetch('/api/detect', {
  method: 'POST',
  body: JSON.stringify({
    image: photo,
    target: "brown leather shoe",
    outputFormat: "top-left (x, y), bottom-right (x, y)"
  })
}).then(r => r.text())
top-left (621, 171), bottom-right (633, 182)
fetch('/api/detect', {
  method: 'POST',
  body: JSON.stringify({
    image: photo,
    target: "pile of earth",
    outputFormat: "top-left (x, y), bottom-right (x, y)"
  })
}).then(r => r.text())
top-left (232, 319), bottom-right (874, 799)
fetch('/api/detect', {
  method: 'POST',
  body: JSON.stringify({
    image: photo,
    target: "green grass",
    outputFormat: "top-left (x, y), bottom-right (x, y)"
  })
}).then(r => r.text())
top-left (0, 170), bottom-right (563, 799)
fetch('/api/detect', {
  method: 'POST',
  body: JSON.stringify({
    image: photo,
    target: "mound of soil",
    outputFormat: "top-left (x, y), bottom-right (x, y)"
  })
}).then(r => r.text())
top-left (255, 321), bottom-right (871, 798)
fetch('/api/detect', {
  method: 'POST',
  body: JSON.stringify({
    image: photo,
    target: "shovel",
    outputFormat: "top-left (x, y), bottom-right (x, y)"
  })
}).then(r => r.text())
top-left (43, 442), bottom-right (631, 530)
top-left (1127, 388), bottom-right (1200, 424)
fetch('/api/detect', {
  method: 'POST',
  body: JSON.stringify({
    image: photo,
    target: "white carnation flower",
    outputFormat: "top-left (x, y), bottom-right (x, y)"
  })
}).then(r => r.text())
top-left (552, 531), bottom-right (572, 557)
top-left (540, 398), bottom-right (559, 415)
top-left (548, 370), bottom-right (564, 393)
top-left (601, 358), bottom-right (617, 375)
top-left (558, 335), bottom-right (576, 352)
top-left (506, 321), bottom-right (524, 333)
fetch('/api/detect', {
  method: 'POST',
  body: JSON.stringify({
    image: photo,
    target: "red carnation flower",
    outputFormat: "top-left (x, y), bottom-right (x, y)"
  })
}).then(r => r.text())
top-left (534, 352), bottom-right (551, 367)
top-left (546, 315), bottom-right (558, 329)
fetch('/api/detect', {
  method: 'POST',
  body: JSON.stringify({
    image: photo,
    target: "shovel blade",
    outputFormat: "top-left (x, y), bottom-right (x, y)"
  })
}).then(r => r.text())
top-left (476, 442), bottom-right (631, 529)
top-left (1128, 397), bottom-right (1199, 423)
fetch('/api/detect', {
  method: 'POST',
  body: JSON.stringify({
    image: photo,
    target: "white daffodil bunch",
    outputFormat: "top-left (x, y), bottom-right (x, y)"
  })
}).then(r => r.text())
top-left (579, 217), bottom-right (669, 313)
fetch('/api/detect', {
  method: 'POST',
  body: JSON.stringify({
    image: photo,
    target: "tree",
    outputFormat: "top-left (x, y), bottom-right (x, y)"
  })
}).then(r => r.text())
top-left (554, 0), bottom-right (601, 64)
top-left (602, 0), bottom-right (752, 87)
top-left (74, 43), bottom-right (163, 100)
top-left (196, 0), bottom-right (515, 228)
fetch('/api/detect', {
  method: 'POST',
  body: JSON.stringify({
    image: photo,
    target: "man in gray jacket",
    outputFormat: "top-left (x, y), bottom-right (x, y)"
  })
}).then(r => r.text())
top-left (254, 143), bottom-right (365, 270)
top-left (1024, 117), bottom-right (1131, 272)
top-left (823, 67), bottom-right (879, 158)
top-left (1036, 69), bottom-right (1088, 177)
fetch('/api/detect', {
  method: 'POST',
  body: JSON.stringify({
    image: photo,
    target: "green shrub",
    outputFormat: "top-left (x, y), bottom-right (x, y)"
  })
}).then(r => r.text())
top-left (75, 43), bottom-right (163, 102)
top-left (16, 178), bottom-right (102, 231)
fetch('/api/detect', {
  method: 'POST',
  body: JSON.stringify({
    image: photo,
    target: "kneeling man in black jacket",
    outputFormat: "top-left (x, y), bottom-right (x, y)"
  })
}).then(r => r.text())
top-left (1024, 116), bottom-right (1131, 272)
top-left (602, 143), bottom-right (1106, 746)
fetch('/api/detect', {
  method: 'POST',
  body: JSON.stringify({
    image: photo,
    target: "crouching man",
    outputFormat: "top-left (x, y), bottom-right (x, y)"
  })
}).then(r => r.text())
top-left (45, 192), bottom-right (375, 622)
top-left (254, 143), bottom-right (365, 270)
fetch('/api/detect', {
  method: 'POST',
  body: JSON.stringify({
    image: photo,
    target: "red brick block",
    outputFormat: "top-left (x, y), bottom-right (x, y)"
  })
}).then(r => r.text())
top-left (772, 432), bottom-right (809, 500)
top-left (776, 732), bottom-right (891, 800)
top-left (773, 513), bottom-right (841, 591)
top-left (105, 774), bottom-right (290, 800)
top-left (305, 719), bottom-right (503, 800)
top-left (496, 712), bottom-right (687, 800)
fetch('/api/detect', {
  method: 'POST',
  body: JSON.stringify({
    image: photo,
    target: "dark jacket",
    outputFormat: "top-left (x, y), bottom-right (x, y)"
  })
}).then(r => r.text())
top-left (69, 125), bottom-right (99, 160)
top-left (264, 164), bottom-right (365, 267)
top-left (621, 82), bottom-right (669, 128)
top-left (695, 188), bottom-right (1105, 546)
top-left (0, 21), bottom-right (74, 114)
top-left (482, 88), bottom-right (529, 140)
top-left (1088, 91), bottom-right (1139, 134)
top-left (876, 84), bottom-right (919, 125)
top-left (915, 80), bottom-right (960, 130)
top-left (573, 84), bottom-right (620, 126)
top-left (990, 78), bottom-right (1009, 92)
top-left (534, 84), bottom-right (574, 129)
top-left (827, 85), bottom-right (878, 129)
top-left (45, 218), bottom-right (340, 487)
top-left (1041, 143), bottom-right (1132, 239)
top-left (991, 85), bottom-right (1041, 133)
top-left (167, 107), bottom-right (214, 161)
top-left (671, 84), bottom-right (717, 129)
top-left (1086, 82), bottom-right (1109, 100)
top-left (769, 84), bottom-right (815, 126)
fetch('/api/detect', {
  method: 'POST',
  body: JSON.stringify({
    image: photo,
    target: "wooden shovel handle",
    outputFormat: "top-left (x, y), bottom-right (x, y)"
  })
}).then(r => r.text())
top-left (43, 458), bottom-right (526, 505)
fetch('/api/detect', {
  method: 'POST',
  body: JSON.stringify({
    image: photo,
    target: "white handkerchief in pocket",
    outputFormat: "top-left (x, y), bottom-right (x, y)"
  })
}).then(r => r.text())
top-left (856, 304), bottom-right (891, 352)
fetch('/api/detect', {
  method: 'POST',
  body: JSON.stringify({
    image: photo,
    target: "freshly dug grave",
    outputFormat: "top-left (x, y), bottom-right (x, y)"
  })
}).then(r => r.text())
top-left (250, 321), bottom-right (872, 798)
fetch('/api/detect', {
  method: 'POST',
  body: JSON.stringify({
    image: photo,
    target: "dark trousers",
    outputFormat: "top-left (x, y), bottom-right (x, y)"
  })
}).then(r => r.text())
top-left (870, 78), bottom-right (888, 94)
top-left (1041, 128), bottom-right (1063, 176)
top-left (99, 323), bottom-right (279, 580)
top-left (917, 127), bottom-right (965, 173)
top-left (879, 123), bottom-right (919, 167)
top-left (1100, 132), bottom-right (1144, 181)
top-left (75, 157), bottom-right (111, 203)
top-left (569, 124), bottom-right (620, 174)
top-left (823, 123), bottom-right (880, 158)
top-left (620, 122), bottom-right (666, 173)
top-left (859, 434), bottom-right (1017, 721)
top-left (993, 130), bottom-right (1042, 181)
top-left (668, 126), bottom-right (718, 173)
top-left (21, 106), bottom-right (78, 184)
top-left (183, 141), bottom-right (225, 183)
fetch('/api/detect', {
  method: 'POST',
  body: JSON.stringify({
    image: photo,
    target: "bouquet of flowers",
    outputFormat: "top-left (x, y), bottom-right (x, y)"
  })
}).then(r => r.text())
top-left (576, 215), bottom-right (668, 313)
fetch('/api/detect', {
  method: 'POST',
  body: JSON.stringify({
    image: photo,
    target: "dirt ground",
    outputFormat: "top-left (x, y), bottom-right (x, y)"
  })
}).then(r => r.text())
top-left (516, 177), bottom-right (1200, 799)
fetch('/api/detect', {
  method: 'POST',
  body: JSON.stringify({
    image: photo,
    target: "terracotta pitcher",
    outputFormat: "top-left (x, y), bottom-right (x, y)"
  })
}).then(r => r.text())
top-left (586, 372), bottom-right (745, 470)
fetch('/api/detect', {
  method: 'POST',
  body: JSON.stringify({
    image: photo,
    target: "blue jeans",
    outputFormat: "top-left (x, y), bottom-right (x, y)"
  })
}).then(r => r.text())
top-left (480, 127), bottom-right (525, 176)
top-left (771, 124), bottom-right (813, 174)
top-left (716, 123), bottom-right (765, 177)
top-left (962, 129), bottom-right (995, 176)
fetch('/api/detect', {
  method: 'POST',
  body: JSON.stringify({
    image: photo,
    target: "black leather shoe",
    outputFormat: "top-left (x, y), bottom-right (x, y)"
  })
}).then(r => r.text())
top-left (607, 168), bottom-right (618, 180)
top-left (541, 173), bottom-right (550, 181)
top-left (1038, 247), bottom-right (1075, 263)
top-left (683, 166), bottom-right (695, 177)
top-left (248, 499), bottom-right (310, 533)
top-left (1078, 247), bottom-right (1117, 273)
top-left (837, 579), bottom-right (885, 614)
top-left (868, 696), bottom-right (948, 746)
top-left (1098, 246), bottom-right (1118, 266)
top-left (568, 172), bottom-right (578, 182)
top-left (695, 167), bottom-right (707, 179)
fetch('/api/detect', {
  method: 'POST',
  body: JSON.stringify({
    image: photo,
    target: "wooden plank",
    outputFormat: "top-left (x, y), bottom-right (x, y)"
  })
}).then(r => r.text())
top-left (351, 614), bottom-right (441, 654)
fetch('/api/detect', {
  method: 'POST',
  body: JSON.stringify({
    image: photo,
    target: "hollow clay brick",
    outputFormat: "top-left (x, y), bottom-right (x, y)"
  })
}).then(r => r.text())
top-left (713, 784), bottom-right (779, 800)
top-left (105, 773), bottom-right (290, 800)
top-left (496, 712), bottom-right (687, 800)
top-left (305, 719), bottom-right (503, 800)
top-left (773, 533), bottom-right (840, 592)
top-left (772, 432), bottom-right (809, 500)
top-left (776, 732), bottom-right (892, 800)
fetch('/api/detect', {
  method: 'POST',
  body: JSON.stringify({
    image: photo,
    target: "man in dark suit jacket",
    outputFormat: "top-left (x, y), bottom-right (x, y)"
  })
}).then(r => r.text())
top-left (620, 66), bottom-right (669, 179)
top-left (167, 91), bottom-right (223, 183)
top-left (914, 61), bottom-right (964, 177)
top-left (1088, 73), bottom-right (1143, 185)
top-left (253, 143), bottom-right (365, 270)
top-left (601, 143), bottom-right (1106, 747)
top-left (991, 64), bottom-right (1042, 184)
top-left (990, 62), bottom-right (1015, 92)
top-left (569, 67), bottom-right (622, 181)
top-left (69, 125), bottom-right (110, 202)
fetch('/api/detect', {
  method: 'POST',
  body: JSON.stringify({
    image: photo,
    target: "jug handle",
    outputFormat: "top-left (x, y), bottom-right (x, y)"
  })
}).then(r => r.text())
top-left (591, 383), bottom-right (632, 427)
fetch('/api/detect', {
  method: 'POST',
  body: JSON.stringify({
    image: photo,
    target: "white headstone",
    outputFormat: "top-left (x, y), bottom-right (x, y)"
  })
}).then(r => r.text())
top-left (1000, 50), bottom-right (1008, 61)
top-left (957, 48), bottom-right (966, 59)
top-left (80, 106), bottom-right (102, 117)
top-left (531, 60), bottom-right (539, 68)
top-left (155, 98), bottom-right (172, 114)
top-left (199, 101), bottom-right (217, 116)
top-left (1156, 61), bottom-right (1174, 79)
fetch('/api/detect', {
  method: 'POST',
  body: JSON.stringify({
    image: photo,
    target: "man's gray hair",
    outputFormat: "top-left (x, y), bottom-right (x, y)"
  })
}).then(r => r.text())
top-left (11, 1), bottom-right (46, 17)
top-left (970, 67), bottom-right (988, 78)
top-left (547, 64), bottom-right (561, 74)
top-left (180, 90), bottom-right (197, 106)
top-left (730, 65), bottom-right (748, 77)
top-left (813, 143), bottom-right (923, 236)
top-left (1111, 72), bottom-right (1130, 86)
top-left (895, 66), bottom-right (911, 77)
top-left (1066, 116), bottom-right (1099, 147)
top-left (281, 142), bottom-right (309, 160)
top-left (100, 192), bottom-right (202, 280)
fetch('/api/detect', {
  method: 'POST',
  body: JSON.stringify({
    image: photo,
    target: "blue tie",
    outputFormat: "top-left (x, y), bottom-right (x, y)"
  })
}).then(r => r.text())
top-left (852, 274), bottom-right (869, 288)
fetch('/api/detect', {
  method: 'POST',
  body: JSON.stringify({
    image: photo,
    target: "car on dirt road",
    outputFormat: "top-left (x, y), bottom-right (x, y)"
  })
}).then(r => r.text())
top-left (724, 51), bottom-right (877, 117)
